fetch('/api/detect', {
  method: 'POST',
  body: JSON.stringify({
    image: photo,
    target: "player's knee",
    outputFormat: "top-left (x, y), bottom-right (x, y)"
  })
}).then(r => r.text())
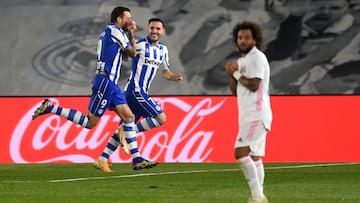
top-left (86, 115), bottom-right (100, 129)
top-left (87, 120), bottom-right (98, 129)
top-left (158, 118), bottom-right (165, 126)
top-left (122, 113), bottom-right (135, 122)
top-left (234, 147), bottom-right (250, 160)
top-left (157, 113), bottom-right (166, 125)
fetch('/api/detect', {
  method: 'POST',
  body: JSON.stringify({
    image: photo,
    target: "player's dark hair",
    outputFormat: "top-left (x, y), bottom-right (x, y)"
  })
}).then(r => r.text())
top-left (148, 17), bottom-right (165, 28)
top-left (111, 6), bottom-right (131, 23)
top-left (232, 21), bottom-right (263, 50)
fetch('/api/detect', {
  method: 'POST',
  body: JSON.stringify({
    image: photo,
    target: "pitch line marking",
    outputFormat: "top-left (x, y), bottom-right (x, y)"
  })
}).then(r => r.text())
top-left (48, 162), bottom-right (359, 183)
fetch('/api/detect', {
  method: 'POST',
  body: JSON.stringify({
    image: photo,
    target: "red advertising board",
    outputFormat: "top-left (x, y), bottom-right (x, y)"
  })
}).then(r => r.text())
top-left (0, 96), bottom-right (359, 163)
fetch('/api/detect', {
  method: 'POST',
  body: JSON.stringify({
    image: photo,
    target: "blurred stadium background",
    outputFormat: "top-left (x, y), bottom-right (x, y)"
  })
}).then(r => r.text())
top-left (1, 0), bottom-right (360, 96)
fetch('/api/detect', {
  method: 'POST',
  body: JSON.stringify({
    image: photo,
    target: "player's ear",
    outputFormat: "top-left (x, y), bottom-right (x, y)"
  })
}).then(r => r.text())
top-left (118, 16), bottom-right (126, 25)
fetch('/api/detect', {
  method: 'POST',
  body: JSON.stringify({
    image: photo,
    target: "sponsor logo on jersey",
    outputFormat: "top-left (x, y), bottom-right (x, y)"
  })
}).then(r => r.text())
top-left (145, 58), bottom-right (161, 66)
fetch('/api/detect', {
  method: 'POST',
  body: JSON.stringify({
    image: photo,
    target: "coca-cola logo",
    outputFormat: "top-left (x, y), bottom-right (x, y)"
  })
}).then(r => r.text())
top-left (10, 97), bottom-right (226, 163)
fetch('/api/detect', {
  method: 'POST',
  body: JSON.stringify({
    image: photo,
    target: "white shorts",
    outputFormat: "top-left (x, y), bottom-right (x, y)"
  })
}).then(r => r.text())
top-left (234, 120), bottom-right (268, 156)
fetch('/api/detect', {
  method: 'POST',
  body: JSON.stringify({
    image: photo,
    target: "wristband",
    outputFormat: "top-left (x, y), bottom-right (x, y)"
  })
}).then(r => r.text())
top-left (232, 70), bottom-right (242, 80)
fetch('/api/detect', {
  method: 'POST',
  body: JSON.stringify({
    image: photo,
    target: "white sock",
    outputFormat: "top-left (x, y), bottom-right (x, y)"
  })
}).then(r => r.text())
top-left (99, 129), bottom-right (121, 161)
top-left (238, 156), bottom-right (263, 199)
top-left (254, 159), bottom-right (265, 193)
top-left (50, 106), bottom-right (89, 128)
top-left (135, 117), bottom-right (162, 132)
top-left (123, 121), bottom-right (140, 158)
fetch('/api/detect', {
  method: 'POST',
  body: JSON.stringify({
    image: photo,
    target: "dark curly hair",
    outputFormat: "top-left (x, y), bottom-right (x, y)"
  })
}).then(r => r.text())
top-left (232, 21), bottom-right (263, 50)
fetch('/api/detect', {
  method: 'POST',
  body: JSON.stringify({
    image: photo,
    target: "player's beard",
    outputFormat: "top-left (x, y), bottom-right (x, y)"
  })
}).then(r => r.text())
top-left (239, 44), bottom-right (254, 55)
top-left (150, 33), bottom-right (159, 42)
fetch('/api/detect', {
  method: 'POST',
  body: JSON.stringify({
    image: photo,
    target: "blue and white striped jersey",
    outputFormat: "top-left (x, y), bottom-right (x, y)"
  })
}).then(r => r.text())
top-left (96, 23), bottom-right (131, 84)
top-left (124, 36), bottom-right (170, 93)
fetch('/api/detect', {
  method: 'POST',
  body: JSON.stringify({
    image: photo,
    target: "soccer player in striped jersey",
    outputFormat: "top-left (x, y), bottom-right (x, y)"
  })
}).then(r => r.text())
top-left (96, 18), bottom-right (183, 171)
top-left (32, 6), bottom-right (158, 172)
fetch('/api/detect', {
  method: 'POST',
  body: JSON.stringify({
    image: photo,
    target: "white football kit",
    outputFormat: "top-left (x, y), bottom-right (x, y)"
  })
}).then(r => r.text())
top-left (234, 47), bottom-right (273, 156)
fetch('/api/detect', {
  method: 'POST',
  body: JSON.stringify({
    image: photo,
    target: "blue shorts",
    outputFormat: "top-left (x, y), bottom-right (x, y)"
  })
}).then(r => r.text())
top-left (124, 90), bottom-right (163, 122)
top-left (88, 74), bottom-right (127, 117)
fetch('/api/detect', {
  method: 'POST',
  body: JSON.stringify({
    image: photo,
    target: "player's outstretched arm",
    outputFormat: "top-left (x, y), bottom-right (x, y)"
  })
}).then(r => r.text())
top-left (162, 69), bottom-right (183, 84)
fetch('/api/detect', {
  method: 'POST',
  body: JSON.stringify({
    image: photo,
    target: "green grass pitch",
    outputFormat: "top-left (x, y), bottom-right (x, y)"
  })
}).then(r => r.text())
top-left (0, 163), bottom-right (359, 203)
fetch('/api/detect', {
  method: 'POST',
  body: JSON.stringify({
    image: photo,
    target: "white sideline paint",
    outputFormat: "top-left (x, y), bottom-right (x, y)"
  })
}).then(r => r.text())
top-left (48, 162), bottom-right (359, 183)
top-left (1, 162), bottom-right (358, 183)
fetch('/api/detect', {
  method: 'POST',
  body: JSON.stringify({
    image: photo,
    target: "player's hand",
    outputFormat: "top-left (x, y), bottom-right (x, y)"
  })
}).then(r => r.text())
top-left (176, 73), bottom-right (184, 84)
top-left (225, 60), bottom-right (238, 76)
top-left (122, 53), bottom-right (131, 62)
top-left (126, 20), bottom-right (137, 33)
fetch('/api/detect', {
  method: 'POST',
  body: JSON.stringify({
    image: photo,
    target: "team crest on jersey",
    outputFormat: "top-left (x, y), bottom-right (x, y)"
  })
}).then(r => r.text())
top-left (159, 48), bottom-right (165, 59)
top-left (240, 65), bottom-right (246, 75)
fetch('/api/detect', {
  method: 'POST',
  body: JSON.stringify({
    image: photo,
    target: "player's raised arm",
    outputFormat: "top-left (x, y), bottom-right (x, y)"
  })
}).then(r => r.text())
top-left (124, 19), bottom-right (137, 57)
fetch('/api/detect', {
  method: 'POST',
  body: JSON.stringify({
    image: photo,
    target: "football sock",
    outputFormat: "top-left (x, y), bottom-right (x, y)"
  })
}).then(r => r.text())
top-left (135, 117), bottom-right (162, 132)
top-left (254, 159), bottom-right (265, 193)
top-left (47, 105), bottom-right (89, 128)
top-left (123, 120), bottom-right (140, 158)
top-left (238, 156), bottom-right (263, 199)
top-left (99, 129), bottom-right (121, 161)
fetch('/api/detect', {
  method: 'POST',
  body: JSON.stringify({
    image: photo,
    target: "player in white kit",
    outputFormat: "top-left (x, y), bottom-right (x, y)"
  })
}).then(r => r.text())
top-left (225, 21), bottom-right (272, 203)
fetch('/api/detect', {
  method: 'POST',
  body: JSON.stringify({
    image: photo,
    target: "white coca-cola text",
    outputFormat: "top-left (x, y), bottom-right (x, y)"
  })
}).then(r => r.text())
top-left (11, 97), bottom-right (225, 163)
